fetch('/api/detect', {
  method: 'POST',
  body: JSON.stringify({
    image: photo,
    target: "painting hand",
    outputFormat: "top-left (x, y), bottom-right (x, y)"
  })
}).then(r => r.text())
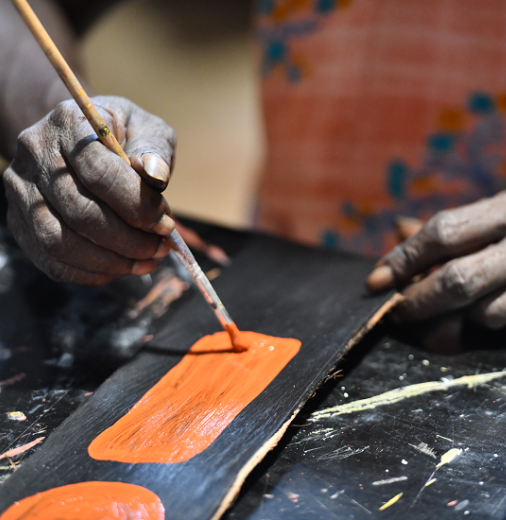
top-left (4, 96), bottom-right (176, 285)
top-left (367, 192), bottom-right (506, 329)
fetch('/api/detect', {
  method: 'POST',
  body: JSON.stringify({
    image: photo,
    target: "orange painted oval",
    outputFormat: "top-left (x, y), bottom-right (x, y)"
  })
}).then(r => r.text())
top-left (0, 481), bottom-right (165, 520)
top-left (89, 331), bottom-right (301, 464)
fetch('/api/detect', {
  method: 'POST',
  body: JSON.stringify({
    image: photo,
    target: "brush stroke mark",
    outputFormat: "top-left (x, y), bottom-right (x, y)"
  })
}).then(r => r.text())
top-left (0, 482), bottom-right (164, 520)
top-left (409, 442), bottom-right (437, 459)
top-left (318, 445), bottom-right (369, 462)
top-left (372, 476), bottom-right (408, 486)
top-left (311, 371), bottom-right (506, 420)
top-left (128, 273), bottom-right (189, 319)
top-left (89, 331), bottom-right (301, 464)
top-left (379, 492), bottom-right (403, 511)
top-left (0, 438), bottom-right (44, 461)
top-left (0, 373), bottom-right (25, 387)
top-left (411, 448), bottom-right (464, 506)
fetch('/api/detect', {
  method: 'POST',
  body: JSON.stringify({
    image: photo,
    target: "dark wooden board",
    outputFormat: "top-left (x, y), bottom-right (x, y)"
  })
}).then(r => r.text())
top-left (225, 327), bottom-right (506, 520)
top-left (0, 233), bottom-right (395, 519)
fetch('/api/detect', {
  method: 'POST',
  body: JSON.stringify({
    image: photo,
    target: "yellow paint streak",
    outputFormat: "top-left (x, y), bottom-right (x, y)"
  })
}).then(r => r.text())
top-left (379, 492), bottom-right (403, 511)
top-left (436, 448), bottom-right (462, 468)
top-left (425, 478), bottom-right (437, 487)
top-left (311, 371), bottom-right (506, 420)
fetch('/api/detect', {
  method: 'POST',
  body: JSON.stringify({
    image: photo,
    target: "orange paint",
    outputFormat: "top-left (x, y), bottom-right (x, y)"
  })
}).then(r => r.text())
top-left (89, 331), bottom-right (301, 464)
top-left (0, 481), bottom-right (164, 520)
top-left (225, 322), bottom-right (251, 352)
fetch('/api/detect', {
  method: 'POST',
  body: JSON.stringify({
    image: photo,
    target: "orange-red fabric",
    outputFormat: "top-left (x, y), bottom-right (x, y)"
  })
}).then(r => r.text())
top-left (256, 0), bottom-right (506, 255)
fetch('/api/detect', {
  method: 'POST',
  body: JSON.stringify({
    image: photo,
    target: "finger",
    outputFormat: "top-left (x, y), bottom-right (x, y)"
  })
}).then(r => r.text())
top-left (52, 102), bottom-right (174, 236)
top-left (7, 179), bottom-right (159, 279)
top-left (469, 287), bottom-right (506, 329)
top-left (7, 199), bottom-right (114, 286)
top-left (367, 192), bottom-right (506, 292)
top-left (388, 312), bottom-right (464, 354)
top-left (35, 154), bottom-right (170, 260)
top-left (94, 97), bottom-right (176, 191)
top-left (392, 237), bottom-right (506, 322)
top-left (123, 107), bottom-right (176, 181)
top-left (130, 153), bottom-right (170, 192)
top-left (395, 216), bottom-right (424, 241)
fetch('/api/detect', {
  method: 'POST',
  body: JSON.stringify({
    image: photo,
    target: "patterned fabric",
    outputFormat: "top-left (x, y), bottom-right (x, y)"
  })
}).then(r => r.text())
top-left (255, 0), bottom-right (506, 256)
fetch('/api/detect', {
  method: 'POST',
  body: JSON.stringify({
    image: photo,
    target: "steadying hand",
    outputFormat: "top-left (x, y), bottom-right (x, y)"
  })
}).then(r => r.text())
top-left (367, 191), bottom-right (506, 330)
top-left (4, 96), bottom-right (177, 285)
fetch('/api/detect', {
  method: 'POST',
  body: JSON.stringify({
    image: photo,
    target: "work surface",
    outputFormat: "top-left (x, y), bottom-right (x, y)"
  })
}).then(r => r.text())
top-left (0, 221), bottom-right (504, 519)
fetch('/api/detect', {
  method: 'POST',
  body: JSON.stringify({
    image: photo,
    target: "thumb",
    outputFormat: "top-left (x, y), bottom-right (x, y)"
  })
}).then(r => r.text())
top-left (130, 152), bottom-right (171, 193)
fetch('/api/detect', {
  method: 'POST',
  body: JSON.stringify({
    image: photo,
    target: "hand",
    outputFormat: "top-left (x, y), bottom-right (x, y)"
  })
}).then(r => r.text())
top-left (367, 191), bottom-right (506, 329)
top-left (4, 96), bottom-right (177, 285)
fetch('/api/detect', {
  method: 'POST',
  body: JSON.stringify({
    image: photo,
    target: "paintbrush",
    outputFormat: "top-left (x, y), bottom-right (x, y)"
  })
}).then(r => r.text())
top-left (11, 0), bottom-right (248, 352)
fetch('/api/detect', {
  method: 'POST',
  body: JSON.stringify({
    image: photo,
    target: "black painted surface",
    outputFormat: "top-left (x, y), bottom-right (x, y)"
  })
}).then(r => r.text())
top-left (225, 326), bottom-right (506, 520)
top-left (0, 232), bottom-right (390, 519)
top-left (3, 221), bottom-right (504, 519)
top-left (0, 225), bottom-right (194, 487)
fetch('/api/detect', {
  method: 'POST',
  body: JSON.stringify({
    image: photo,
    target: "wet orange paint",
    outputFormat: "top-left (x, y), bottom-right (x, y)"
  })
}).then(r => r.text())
top-left (0, 481), bottom-right (164, 520)
top-left (89, 331), bottom-right (301, 464)
top-left (225, 322), bottom-right (250, 352)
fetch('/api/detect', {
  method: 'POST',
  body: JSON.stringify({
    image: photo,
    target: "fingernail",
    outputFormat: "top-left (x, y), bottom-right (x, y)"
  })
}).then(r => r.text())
top-left (366, 265), bottom-right (395, 292)
top-left (143, 153), bottom-right (170, 184)
top-left (132, 259), bottom-right (159, 275)
top-left (153, 214), bottom-right (176, 236)
top-left (153, 238), bottom-right (171, 259)
top-left (396, 216), bottom-right (424, 240)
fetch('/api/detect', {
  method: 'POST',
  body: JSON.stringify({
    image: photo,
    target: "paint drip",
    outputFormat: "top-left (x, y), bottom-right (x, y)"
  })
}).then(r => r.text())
top-left (0, 481), bottom-right (164, 519)
top-left (89, 331), bottom-right (301, 464)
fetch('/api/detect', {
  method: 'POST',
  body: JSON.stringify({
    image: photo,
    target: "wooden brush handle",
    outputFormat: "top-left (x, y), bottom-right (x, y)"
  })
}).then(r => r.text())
top-left (11, 0), bottom-right (131, 165)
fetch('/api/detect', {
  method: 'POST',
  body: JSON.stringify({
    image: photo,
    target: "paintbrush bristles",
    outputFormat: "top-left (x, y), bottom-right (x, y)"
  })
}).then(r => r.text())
top-left (11, 0), bottom-right (130, 164)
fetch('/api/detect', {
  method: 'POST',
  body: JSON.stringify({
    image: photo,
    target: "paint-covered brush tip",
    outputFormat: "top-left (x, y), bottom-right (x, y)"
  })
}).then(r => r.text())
top-left (225, 323), bottom-right (250, 352)
top-left (231, 336), bottom-right (250, 353)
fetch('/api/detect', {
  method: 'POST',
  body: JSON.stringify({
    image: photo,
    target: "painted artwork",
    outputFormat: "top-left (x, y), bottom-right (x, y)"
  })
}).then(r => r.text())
top-left (88, 331), bottom-right (301, 464)
top-left (0, 331), bottom-right (301, 518)
top-left (0, 482), bottom-right (165, 520)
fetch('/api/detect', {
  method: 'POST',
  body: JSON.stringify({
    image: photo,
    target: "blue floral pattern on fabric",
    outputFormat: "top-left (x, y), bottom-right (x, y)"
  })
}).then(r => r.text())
top-left (256, 0), bottom-right (350, 82)
top-left (326, 91), bottom-right (506, 255)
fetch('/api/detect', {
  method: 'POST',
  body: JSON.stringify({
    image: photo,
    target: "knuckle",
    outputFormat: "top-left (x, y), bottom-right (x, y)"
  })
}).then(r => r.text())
top-left (50, 100), bottom-right (77, 126)
top-left (67, 197), bottom-right (101, 232)
top-left (34, 215), bottom-right (65, 258)
top-left (428, 210), bottom-right (457, 248)
top-left (384, 242), bottom-right (419, 279)
top-left (440, 261), bottom-right (474, 302)
top-left (17, 127), bottom-right (40, 154)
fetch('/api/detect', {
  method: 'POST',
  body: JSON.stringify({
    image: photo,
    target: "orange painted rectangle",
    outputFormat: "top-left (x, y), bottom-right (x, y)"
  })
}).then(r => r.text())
top-left (88, 331), bottom-right (301, 464)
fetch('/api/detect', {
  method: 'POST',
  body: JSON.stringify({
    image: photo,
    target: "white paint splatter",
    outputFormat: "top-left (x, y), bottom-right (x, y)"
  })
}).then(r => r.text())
top-left (409, 442), bottom-right (437, 459)
top-left (311, 371), bottom-right (506, 420)
top-left (436, 448), bottom-right (462, 468)
top-left (372, 476), bottom-right (408, 486)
